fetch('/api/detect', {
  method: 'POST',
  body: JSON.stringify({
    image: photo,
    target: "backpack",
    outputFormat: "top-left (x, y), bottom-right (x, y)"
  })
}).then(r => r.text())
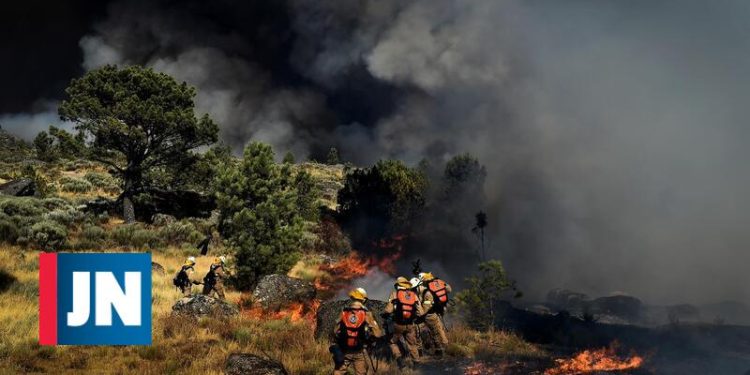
top-left (173, 266), bottom-right (191, 288)
top-left (395, 290), bottom-right (418, 322)
top-left (427, 279), bottom-right (449, 305)
top-left (339, 308), bottom-right (367, 349)
top-left (203, 265), bottom-right (218, 285)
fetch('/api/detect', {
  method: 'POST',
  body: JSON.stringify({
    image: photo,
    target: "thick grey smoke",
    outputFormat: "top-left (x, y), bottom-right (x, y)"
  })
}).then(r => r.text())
top-left (6, 0), bottom-right (750, 306)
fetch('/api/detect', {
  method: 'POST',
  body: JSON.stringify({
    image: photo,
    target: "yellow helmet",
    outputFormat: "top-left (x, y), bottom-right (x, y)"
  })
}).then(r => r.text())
top-left (395, 276), bottom-right (411, 289)
top-left (420, 272), bottom-right (435, 281)
top-left (213, 256), bottom-right (226, 265)
top-left (184, 256), bottom-right (196, 267)
top-left (349, 287), bottom-right (368, 302)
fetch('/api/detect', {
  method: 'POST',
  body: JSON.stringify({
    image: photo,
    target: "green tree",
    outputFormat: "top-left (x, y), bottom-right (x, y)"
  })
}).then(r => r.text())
top-left (282, 151), bottom-right (295, 164)
top-left (338, 160), bottom-right (427, 245)
top-left (326, 147), bottom-right (340, 165)
top-left (33, 131), bottom-right (56, 162)
top-left (58, 65), bottom-right (218, 223)
top-left (443, 153), bottom-right (486, 200)
top-left (294, 170), bottom-right (319, 221)
top-left (49, 126), bottom-right (86, 159)
top-left (215, 142), bottom-right (305, 290)
top-left (456, 260), bottom-right (520, 330)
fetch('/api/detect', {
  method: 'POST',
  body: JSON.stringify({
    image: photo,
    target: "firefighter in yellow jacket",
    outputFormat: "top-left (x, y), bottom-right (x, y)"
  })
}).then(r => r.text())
top-left (385, 276), bottom-right (425, 369)
top-left (332, 288), bottom-right (383, 375)
top-left (418, 272), bottom-right (452, 356)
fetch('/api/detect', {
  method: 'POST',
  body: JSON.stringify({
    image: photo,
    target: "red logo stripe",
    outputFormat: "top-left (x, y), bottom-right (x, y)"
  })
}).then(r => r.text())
top-left (39, 253), bottom-right (57, 345)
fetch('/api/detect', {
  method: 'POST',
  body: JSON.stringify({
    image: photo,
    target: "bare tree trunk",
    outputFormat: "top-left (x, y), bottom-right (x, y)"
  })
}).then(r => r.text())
top-left (123, 175), bottom-right (136, 223)
top-left (123, 195), bottom-right (135, 223)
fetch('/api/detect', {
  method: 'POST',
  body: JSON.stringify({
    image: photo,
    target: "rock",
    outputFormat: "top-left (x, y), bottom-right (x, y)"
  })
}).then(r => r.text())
top-left (0, 179), bottom-right (35, 196)
top-left (315, 299), bottom-right (386, 340)
top-left (151, 262), bottom-right (165, 275)
top-left (252, 274), bottom-right (316, 310)
top-left (172, 294), bottom-right (238, 317)
top-left (225, 353), bottom-right (287, 375)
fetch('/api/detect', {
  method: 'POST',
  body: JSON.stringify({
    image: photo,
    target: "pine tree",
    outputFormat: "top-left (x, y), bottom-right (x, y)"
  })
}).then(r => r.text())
top-left (215, 142), bottom-right (305, 290)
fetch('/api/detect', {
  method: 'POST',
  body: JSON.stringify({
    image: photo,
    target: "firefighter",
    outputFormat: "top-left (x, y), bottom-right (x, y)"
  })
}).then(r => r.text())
top-left (418, 272), bottom-right (452, 355)
top-left (332, 288), bottom-right (383, 375)
top-left (384, 276), bottom-right (425, 369)
top-left (173, 256), bottom-right (201, 297)
top-left (202, 256), bottom-right (226, 299)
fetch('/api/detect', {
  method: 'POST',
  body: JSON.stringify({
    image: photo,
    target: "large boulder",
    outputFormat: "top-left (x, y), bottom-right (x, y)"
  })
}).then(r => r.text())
top-left (252, 274), bottom-right (316, 310)
top-left (172, 295), bottom-right (238, 317)
top-left (314, 299), bottom-right (386, 340)
top-left (225, 353), bottom-right (287, 375)
top-left (0, 179), bottom-right (35, 197)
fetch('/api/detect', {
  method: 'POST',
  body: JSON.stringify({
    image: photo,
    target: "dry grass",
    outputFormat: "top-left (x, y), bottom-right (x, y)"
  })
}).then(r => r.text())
top-left (0, 245), bottom-right (335, 374)
top-left (0, 244), bottom-right (543, 374)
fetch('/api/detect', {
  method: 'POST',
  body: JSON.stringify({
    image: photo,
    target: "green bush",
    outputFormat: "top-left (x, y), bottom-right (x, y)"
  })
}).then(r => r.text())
top-left (81, 225), bottom-right (106, 243)
top-left (83, 172), bottom-right (117, 189)
top-left (59, 176), bottom-right (93, 193)
top-left (112, 224), bottom-right (161, 249)
top-left (158, 220), bottom-right (203, 246)
top-left (40, 197), bottom-right (72, 211)
top-left (0, 219), bottom-right (19, 244)
top-left (44, 208), bottom-right (84, 227)
top-left (29, 220), bottom-right (68, 251)
top-left (0, 197), bottom-right (45, 217)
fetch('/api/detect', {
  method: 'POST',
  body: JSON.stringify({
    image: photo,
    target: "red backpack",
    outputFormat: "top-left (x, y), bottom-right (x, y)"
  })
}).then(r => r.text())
top-left (396, 290), bottom-right (418, 321)
top-left (340, 308), bottom-right (367, 349)
top-left (427, 279), bottom-right (449, 304)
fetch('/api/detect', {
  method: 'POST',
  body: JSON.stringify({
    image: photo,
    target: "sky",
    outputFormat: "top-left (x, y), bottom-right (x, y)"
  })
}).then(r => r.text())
top-left (1, 0), bottom-right (749, 306)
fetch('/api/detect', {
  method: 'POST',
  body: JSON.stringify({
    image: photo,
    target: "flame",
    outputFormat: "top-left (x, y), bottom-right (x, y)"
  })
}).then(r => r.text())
top-left (544, 344), bottom-right (644, 375)
top-left (242, 300), bottom-right (320, 323)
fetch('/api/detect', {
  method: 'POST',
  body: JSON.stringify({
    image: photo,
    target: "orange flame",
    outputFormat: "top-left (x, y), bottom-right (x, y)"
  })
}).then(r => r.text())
top-left (544, 344), bottom-right (644, 375)
top-left (242, 300), bottom-right (320, 324)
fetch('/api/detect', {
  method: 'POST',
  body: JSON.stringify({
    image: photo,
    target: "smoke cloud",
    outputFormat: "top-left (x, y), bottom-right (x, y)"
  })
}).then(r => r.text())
top-left (4, 0), bottom-right (750, 306)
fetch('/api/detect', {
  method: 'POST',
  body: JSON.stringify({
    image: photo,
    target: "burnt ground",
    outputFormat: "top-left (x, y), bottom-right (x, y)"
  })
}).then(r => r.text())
top-left (490, 303), bottom-right (750, 375)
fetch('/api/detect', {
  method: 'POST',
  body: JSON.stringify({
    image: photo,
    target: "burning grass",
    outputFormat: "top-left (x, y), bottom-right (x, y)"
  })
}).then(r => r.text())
top-left (544, 343), bottom-right (644, 375)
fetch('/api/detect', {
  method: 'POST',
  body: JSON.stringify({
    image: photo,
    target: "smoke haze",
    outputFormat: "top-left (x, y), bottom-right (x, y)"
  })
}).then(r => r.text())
top-left (2, 0), bottom-right (749, 305)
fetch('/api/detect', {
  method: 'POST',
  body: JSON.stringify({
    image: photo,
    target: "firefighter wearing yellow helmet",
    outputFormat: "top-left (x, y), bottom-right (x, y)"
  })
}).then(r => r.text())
top-left (173, 256), bottom-right (201, 297)
top-left (202, 255), bottom-right (227, 299)
top-left (417, 272), bottom-right (452, 356)
top-left (332, 287), bottom-right (383, 375)
top-left (384, 276), bottom-right (425, 369)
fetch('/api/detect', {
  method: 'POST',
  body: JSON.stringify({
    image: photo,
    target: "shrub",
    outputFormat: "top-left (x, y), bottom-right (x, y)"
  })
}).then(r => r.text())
top-left (111, 224), bottom-right (161, 249)
top-left (81, 225), bottom-right (106, 243)
top-left (83, 172), bottom-right (118, 190)
top-left (29, 220), bottom-right (68, 251)
top-left (0, 197), bottom-right (45, 217)
top-left (59, 177), bottom-right (93, 193)
top-left (158, 220), bottom-right (203, 246)
top-left (0, 219), bottom-right (19, 244)
top-left (44, 208), bottom-right (84, 227)
top-left (40, 197), bottom-right (71, 211)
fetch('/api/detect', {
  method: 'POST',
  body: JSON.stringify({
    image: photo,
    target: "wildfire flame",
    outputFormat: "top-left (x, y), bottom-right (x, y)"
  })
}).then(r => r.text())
top-left (242, 300), bottom-right (321, 324)
top-left (544, 344), bottom-right (644, 375)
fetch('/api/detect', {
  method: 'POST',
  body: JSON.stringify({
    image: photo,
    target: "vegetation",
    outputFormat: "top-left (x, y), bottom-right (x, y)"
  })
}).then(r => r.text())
top-left (215, 142), bottom-right (308, 290)
top-left (58, 65), bottom-right (219, 223)
top-left (456, 260), bottom-right (521, 330)
top-left (338, 159), bottom-right (427, 245)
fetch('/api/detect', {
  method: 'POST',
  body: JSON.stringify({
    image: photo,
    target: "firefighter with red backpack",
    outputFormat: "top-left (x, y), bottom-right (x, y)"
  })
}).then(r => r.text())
top-left (418, 272), bottom-right (452, 356)
top-left (384, 276), bottom-right (425, 369)
top-left (332, 288), bottom-right (383, 375)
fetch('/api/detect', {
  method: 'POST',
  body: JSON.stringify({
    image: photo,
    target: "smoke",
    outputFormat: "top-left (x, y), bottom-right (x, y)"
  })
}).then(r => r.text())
top-left (3, 0), bottom-right (750, 306)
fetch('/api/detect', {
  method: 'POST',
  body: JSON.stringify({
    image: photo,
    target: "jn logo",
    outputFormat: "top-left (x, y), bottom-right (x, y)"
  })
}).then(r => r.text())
top-left (39, 253), bottom-right (152, 345)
